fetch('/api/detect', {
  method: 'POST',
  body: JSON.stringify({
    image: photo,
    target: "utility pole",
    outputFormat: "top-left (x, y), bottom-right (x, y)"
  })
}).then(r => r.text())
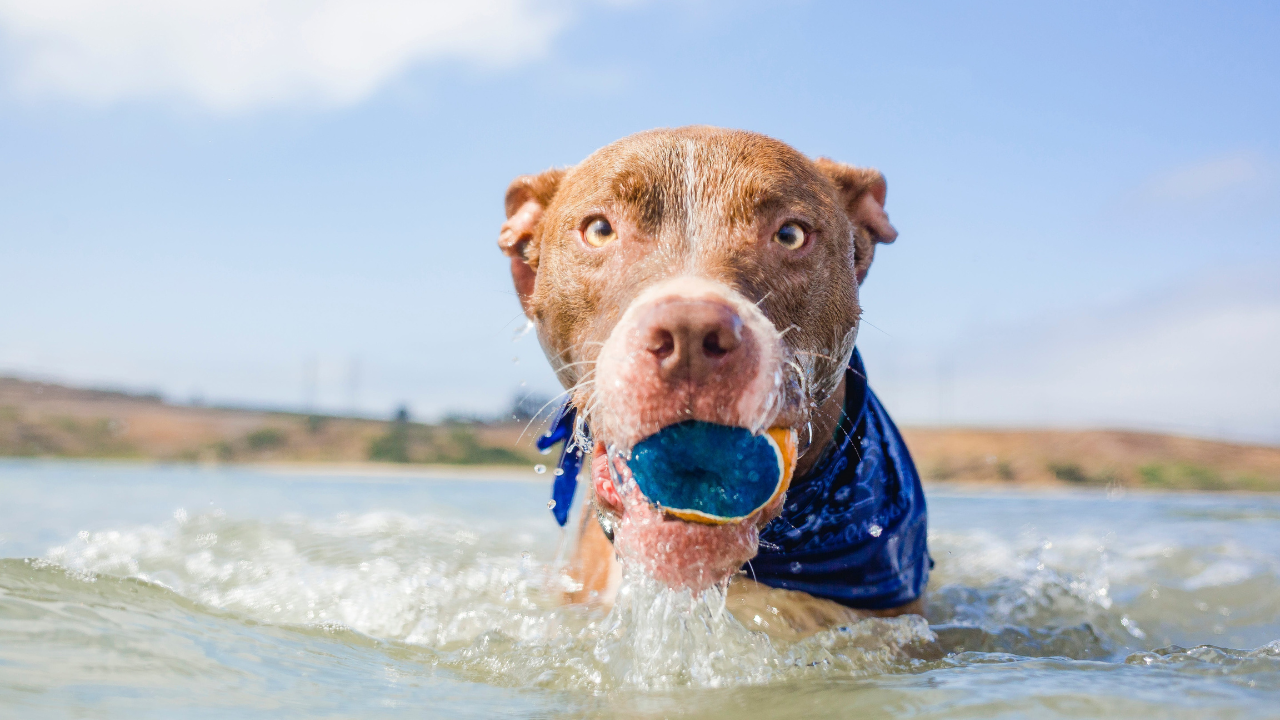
top-left (303, 355), bottom-right (318, 413)
top-left (346, 356), bottom-right (360, 417)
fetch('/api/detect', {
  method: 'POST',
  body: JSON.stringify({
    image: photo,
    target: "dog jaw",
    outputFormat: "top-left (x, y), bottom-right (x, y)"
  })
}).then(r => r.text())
top-left (592, 443), bottom-right (774, 592)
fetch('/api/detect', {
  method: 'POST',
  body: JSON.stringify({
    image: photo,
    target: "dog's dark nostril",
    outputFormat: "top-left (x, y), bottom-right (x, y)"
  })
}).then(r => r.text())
top-left (702, 330), bottom-right (729, 358)
top-left (704, 317), bottom-right (742, 360)
top-left (648, 330), bottom-right (676, 360)
top-left (639, 300), bottom-right (744, 380)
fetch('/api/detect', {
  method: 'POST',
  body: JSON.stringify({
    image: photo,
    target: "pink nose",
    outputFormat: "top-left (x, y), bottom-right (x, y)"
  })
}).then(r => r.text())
top-left (638, 299), bottom-right (745, 384)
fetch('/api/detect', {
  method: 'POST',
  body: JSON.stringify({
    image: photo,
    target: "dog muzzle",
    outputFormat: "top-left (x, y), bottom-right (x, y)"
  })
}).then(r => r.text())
top-left (627, 422), bottom-right (797, 524)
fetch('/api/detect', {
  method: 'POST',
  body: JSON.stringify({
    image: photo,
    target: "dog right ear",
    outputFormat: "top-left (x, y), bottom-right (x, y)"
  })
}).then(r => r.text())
top-left (814, 159), bottom-right (898, 285)
top-left (499, 168), bottom-right (566, 316)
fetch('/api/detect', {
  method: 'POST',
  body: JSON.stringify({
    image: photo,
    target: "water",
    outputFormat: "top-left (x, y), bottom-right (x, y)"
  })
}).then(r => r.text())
top-left (1, 460), bottom-right (1278, 718)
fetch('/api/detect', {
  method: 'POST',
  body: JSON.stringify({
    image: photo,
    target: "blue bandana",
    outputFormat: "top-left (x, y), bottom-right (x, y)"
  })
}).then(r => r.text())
top-left (537, 349), bottom-right (932, 610)
top-left (750, 350), bottom-right (932, 610)
top-left (537, 401), bottom-right (586, 527)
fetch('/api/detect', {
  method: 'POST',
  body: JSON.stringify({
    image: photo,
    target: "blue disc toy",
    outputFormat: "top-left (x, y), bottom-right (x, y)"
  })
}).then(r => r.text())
top-left (627, 421), bottom-right (797, 524)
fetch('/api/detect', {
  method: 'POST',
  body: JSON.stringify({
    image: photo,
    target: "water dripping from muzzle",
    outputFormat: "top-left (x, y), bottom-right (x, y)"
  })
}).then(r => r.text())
top-left (597, 444), bottom-right (630, 544)
top-left (605, 444), bottom-right (630, 492)
top-left (595, 503), bottom-right (617, 543)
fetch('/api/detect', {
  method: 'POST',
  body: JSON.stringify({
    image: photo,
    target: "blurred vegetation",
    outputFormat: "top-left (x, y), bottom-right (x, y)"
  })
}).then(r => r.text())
top-left (0, 405), bottom-right (139, 459)
top-left (246, 428), bottom-right (287, 450)
top-left (0, 380), bottom-right (544, 467)
top-left (1139, 462), bottom-right (1238, 491)
top-left (905, 426), bottom-right (1280, 492)
top-left (3, 376), bottom-right (1279, 485)
top-left (1047, 462), bottom-right (1116, 486)
top-left (305, 415), bottom-right (327, 434)
top-left (366, 407), bottom-right (527, 465)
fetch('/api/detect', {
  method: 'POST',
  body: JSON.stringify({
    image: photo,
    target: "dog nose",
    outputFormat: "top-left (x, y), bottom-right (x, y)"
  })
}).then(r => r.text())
top-left (641, 300), bottom-right (744, 383)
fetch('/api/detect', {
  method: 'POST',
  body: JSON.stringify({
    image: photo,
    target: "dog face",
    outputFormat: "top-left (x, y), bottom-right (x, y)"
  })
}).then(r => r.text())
top-left (499, 126), bottom-right (897, 590)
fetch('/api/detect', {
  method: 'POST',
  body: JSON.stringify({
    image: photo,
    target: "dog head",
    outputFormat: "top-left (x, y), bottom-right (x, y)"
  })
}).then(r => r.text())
top-left (499, 126), bottom-right (897, 590)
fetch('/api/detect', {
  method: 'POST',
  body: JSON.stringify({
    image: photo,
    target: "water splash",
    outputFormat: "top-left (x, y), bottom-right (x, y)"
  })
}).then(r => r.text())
top-left (7, 467), bottom-right (1280, 717)
top-left (39, 507), bottom-right (941, 691)
top-left (1125, 641), bottom-right (1280, 690)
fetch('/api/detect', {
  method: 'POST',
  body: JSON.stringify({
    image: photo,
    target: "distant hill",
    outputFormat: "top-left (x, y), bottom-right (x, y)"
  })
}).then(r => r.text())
top-left (2, 375), bottom-right (1277, 491)
top-left (0, 376), bottom-right (542, 467)
top-left (901, 427), bottom-right (1280, 491)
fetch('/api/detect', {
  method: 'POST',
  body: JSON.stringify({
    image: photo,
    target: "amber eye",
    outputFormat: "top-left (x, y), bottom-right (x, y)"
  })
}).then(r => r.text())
top-left (583, 218), bottom-right (617, 247)
top-left (773, 221), bottom-right (807, 250)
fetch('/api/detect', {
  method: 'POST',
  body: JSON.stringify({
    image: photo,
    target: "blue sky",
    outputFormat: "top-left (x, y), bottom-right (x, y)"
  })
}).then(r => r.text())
top-left (1, 1), bottom-right (1277, 442)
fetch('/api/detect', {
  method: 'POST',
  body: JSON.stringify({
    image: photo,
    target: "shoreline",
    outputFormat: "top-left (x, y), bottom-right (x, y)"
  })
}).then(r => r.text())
top-left (5, 375), bottom-right (1277, 492)
top-left (0, 456), bottom-right (547, 482)
top-left (2, 456), bottom-right (1277, 494)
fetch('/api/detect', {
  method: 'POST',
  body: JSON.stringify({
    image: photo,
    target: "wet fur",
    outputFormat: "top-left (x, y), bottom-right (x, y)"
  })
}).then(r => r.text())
top-left (499, 126), bottom-right (909, 637)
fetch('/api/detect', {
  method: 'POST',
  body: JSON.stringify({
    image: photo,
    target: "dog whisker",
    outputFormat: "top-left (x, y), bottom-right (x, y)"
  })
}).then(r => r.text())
top-left (794, 350), bottom-right (840, 363)
top-left (516, 389), bottom-right (576, 445)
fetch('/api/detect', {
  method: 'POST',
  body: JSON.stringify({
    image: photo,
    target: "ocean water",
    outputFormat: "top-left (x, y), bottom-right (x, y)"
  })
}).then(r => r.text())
top-left (1, 459), bottom-right (1277, 718)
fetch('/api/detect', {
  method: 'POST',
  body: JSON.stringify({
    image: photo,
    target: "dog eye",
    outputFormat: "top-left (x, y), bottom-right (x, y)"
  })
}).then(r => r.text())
top-left (583, 218), bottom-right (616, 247)
top-left (772, 221), bottom-right (807, 250)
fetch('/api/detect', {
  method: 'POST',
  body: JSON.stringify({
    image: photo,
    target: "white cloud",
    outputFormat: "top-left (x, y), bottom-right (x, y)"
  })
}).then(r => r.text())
top-left (0, 0), bottom-right (573, 111)
top-left (862, 268), bottom-right (1280, 444)
top-left (1137, 154), bottom-right (1264, 203)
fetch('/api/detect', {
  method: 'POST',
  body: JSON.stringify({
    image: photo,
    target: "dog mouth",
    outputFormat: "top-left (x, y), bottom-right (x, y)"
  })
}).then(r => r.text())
top-left (592, 422), bottom-right (798, 592)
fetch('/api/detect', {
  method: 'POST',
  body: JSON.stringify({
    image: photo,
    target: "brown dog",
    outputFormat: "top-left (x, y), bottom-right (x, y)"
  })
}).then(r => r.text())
top-left (498, 126), bottom-right (925, 639)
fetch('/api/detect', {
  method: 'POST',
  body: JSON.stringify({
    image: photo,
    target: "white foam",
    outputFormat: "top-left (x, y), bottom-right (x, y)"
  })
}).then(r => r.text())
top-left (46, 508), bottom-right (936, 690)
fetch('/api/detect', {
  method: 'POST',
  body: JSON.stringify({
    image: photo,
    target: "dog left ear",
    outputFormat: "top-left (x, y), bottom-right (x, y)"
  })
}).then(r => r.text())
top-left (814, 159), bottom-right (898, 285)
top-left (499, 168), bottom-right (566, 315)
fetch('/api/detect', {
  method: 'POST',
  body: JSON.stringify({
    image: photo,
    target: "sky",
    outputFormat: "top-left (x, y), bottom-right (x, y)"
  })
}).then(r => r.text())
top-left (0, 0), bottom-right (1277, 443)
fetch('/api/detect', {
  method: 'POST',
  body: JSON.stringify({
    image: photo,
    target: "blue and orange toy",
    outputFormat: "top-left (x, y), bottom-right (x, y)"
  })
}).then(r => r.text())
top-left (627, 422), bottom-right (798, 524)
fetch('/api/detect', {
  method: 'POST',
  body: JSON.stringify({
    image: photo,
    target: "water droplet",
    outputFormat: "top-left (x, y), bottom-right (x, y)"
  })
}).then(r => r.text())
top-left (553, 468), bottom-right (564, 476)
top-left (547, 499), bottom-right (557, 509)
top-left (789, 562), bottom-right (803, 573)
top-left (868, 524), bottom-right (883, 537)
top-left (534, 464), bottom-right (546, 474)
